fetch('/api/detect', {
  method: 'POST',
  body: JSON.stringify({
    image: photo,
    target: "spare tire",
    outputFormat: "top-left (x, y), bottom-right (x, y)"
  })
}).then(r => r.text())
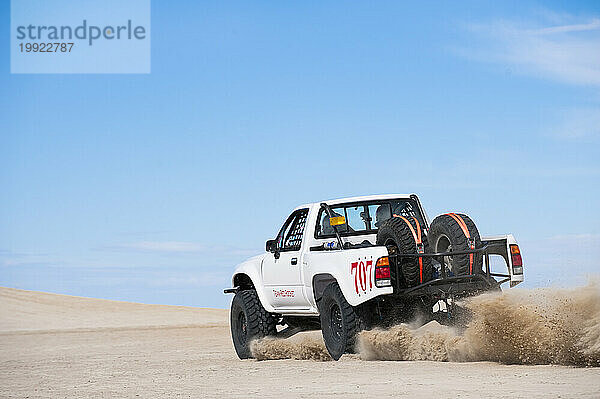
top-left (376, 217), bottom-right (433, 287)
top-left (428, 213), bottom-right (483, 276)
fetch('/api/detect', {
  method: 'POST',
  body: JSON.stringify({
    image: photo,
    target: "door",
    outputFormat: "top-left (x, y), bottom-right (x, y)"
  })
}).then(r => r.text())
top-left (262, 209), bottom-right (310, 309)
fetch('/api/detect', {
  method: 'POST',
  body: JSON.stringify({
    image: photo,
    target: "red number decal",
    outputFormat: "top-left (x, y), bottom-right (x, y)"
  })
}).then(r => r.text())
top-left (358, 261), bottom-right (366, 292)
top-left (351, 260), bottom-right (374, 294)
top-left (366, 260), bottom-right (373, 289)
top-left (351, 262), bottom-right (359, 293)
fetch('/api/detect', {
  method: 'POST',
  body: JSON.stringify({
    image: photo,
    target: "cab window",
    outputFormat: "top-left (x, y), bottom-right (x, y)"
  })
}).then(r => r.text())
top-left (369, 203), bottom-right (391, 229)
top-left (346, 205), bottom-right (367, 231)
top-left (315, 199), bottom-right (424, 238)
top-left (277, 209), bottom-right (308, 251)
top-left (319, 207), bottom-right (347, 235)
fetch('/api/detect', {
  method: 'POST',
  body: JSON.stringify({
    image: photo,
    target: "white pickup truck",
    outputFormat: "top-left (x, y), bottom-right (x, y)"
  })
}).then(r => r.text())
top-left (225, 194), bottom-right (523, 360)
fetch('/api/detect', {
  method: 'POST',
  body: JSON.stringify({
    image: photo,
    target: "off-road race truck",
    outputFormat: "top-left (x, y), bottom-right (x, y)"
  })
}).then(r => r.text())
top-left (224, 194), bottom-right (524, 360)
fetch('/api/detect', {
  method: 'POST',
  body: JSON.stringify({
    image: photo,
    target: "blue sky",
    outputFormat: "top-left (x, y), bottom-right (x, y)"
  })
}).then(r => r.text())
top-left (1, 1), bottom-right (599, 308)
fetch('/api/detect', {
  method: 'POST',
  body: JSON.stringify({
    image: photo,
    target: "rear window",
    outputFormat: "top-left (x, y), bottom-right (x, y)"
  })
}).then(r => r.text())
top-left (315, 199), bottom-right (424, 238)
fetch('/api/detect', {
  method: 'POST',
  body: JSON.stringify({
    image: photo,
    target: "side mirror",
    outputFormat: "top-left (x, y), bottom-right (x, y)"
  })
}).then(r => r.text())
top-left (266, 239), bottom-right (277, 252)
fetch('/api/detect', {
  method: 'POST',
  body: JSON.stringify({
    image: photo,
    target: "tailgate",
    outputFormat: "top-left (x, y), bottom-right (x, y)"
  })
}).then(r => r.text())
top-left (481, 234), bottom-right (524, 287)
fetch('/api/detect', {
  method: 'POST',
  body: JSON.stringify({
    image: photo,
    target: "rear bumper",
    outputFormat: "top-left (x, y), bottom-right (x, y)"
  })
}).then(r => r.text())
top-left (387, 244), bottom-right (519, 297)
top-left (395, 274), bottom-right (498, 297)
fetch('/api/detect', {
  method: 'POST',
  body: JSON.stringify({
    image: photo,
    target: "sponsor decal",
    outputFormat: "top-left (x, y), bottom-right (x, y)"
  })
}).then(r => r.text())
top-left (273, 289), bottom-right (295, 298)
top-left (351, 259), bottom-right (373, 294)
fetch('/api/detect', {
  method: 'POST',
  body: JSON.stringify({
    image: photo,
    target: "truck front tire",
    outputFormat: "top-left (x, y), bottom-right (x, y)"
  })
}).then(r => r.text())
top-left (230, 289), bottom-right (277, 359)
top-left (318, 283), bottom-right (360, 361)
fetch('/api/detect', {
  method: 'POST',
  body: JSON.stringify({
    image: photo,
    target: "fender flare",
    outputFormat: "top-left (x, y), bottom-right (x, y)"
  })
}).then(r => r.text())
top-left (312, 273), bottom-right (338, 304)
top-left (231, 269), bottom-right (276, 313)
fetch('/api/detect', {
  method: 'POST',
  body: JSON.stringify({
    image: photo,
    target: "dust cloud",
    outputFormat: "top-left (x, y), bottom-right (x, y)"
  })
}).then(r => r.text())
top-left (359, 283), bottom-right (600, 366)
top-left (251, 334), bottom-right (332, 361)
top-left (251, 283), bottom-right (600, 366)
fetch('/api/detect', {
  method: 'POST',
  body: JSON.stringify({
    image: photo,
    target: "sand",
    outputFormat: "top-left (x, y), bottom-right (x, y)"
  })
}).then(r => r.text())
top-left (1, 286), bottom-right (599, 398)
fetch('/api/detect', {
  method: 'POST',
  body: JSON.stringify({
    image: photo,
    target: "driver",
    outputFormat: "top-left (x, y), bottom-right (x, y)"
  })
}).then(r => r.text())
top-left (321, 211), bottom-right (343, 235)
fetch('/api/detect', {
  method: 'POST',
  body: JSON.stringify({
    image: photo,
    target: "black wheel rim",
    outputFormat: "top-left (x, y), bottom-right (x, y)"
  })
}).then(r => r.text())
top-left (436, 234), bottom-right (455, 274)
top-left (329, 304), bottom-right (343, 343)
top-left (238, 311), bottom-right (248, 345)
top-left (384, 239), bottom-right (398, 255)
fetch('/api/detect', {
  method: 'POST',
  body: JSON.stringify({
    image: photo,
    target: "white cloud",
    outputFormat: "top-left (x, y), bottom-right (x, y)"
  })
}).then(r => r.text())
top-left (551, 108), bottom-right (600, 139)
top-left (107, 241), bottom-right (260, 256)
top-left (462, 14), bottom-right (600, 87)
top-left (121, 241), bottom-right (208, 252)
top-left (534, 19), bottom-right (600, 34)
top-left (0, 249), bottom-right (60, 268)
top-left (547, 233), bottom-right (600, 243)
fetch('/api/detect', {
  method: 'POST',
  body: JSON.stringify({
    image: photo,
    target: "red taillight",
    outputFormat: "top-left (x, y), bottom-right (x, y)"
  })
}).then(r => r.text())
top-left (510, 244), bottom-right (523, 272)
top-left (375, 266), bottom-right (390, 279)
top-left (375, 257), bottom-right (391, 287)
top-left (510, 244), bottom-right (522, 266)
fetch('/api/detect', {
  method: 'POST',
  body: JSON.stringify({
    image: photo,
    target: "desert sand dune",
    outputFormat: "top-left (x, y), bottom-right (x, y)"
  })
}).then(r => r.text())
top-left (1, 286), bottom-right (599, 398)
top-left (0, 287), bottom-right (227, 332)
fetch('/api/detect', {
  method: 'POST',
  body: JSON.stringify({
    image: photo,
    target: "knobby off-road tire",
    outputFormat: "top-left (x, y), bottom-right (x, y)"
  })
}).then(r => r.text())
top-left (230, 289), bottom-right (277, 359)
top-left (428, 213), bottom-right (483, 276)
top-left (376, 217), bottom-right (433, 287)
top-left (318, 283), bottom-right (360, 361)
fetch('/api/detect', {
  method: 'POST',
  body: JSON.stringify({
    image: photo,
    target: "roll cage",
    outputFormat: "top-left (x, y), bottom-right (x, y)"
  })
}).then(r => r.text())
top-left (315, 195), bottom-right (428, 240)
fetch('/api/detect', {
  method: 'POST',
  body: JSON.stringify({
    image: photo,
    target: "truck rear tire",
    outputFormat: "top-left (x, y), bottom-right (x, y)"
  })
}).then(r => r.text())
top-left (230, 289), bottom-right (277, 359)
top-left (376, 217), bottom-right (433, 287)
top-left (428, 213), bottom-right (483, 276)
top-left (318, 283), bottom-right (360, 361)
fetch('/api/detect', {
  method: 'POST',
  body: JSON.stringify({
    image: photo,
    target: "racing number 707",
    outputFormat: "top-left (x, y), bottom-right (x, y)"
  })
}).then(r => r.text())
top-left (351, 260), bottom-right (373, 294)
